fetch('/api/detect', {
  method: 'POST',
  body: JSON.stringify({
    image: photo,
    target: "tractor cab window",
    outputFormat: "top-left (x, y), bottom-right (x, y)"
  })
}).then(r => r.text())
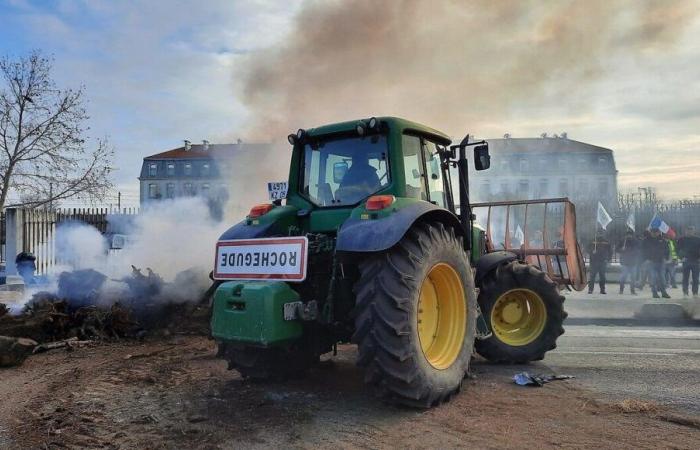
top-left (423, 140), bottom-right (445, 207)
top-left (301, 134), bottom-right (389, 207)
top-left (402, 135), bottom-right (427, 201)
top-left (402, 135), bottom-right (444, 206)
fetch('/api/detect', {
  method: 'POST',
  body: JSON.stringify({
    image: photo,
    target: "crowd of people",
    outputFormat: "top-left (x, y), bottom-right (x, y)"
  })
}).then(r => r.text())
top-left (587, 226), bottom-right (700, 299)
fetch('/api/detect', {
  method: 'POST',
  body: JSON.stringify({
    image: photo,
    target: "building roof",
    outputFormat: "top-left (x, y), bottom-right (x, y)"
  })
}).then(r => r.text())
top-left (144, 143), bottom-right (270, 160)
top-left (486, 137), bottom-right (612, 154)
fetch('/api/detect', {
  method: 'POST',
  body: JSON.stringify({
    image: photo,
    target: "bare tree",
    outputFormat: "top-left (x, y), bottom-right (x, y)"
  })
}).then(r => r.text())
top-left (0, 51), bottom-right (113, 210)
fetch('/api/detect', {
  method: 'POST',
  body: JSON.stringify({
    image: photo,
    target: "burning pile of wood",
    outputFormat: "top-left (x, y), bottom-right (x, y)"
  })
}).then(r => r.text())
top-left (0, 266), bottom-right (211, 368)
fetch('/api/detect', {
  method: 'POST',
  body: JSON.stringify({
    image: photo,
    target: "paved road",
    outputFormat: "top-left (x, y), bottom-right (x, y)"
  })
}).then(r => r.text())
top-left (545, 324), bottom-right (700, 414)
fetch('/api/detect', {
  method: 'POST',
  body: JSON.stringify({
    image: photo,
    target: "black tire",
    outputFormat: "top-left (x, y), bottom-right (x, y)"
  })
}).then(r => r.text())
top-left (475, 260), bottom-right (566, 363)
top-left (218, 343), bottom-right (317, 381)
top-left (352, 222), bottom-right (477, 408)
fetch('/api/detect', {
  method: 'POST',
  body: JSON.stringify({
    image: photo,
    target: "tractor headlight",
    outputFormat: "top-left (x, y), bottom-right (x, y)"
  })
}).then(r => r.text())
top-left (296, 129), bottom-right (306, 139)
top-left (287, 134), bottom-right (297, 145)
top-left (356, 123), bottom-right (366, 136)
top-left (368, 117), bottom-right (378, 129)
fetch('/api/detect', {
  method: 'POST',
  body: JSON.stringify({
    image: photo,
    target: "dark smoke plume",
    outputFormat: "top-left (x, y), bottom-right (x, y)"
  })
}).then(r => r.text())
top-left (237, 0), bottom-right (698, 140)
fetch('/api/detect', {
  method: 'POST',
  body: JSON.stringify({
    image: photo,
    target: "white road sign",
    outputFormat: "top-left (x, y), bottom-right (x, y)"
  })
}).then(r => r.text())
top-left (213, 236), bottom-right (308, 282)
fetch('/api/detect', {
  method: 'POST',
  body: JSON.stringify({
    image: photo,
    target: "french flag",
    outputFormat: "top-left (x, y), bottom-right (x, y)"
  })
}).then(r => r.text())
top-left (648, 214), bottom-right (676, 239)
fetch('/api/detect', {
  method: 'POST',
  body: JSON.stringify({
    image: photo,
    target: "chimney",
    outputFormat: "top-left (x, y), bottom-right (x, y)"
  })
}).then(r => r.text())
top-left (202, 140), bottom-right (210, 151)
top-left (561, 132), bottom-right (568, 139)
top-left (237, 138), bottom-right (243, 145)
top-left (540, 133), bottom-right (547, 139)
top-left (184, 139), bottom-right (192, 151)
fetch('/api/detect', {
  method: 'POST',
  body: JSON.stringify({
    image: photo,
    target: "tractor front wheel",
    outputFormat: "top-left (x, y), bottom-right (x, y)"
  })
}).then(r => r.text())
top-left (352, 223), bottom-right (477, 408)
top-left (475, 261), bottom-right (566, 363)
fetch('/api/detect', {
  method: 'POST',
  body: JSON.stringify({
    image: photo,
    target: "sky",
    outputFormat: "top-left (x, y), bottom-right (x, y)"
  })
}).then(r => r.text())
top-left (1, 0), bottom-right (699, 206)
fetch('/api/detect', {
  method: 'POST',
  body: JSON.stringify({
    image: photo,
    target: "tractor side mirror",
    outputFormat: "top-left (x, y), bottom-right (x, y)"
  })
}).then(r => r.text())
top-left (333, 161), bottom-right (349, 184)
top-left (474, 144), bottom-right (490, 171)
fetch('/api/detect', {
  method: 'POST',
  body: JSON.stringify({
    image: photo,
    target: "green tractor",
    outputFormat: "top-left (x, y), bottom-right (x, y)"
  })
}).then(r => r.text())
top-left (211, 117), bottom-right (580, 407)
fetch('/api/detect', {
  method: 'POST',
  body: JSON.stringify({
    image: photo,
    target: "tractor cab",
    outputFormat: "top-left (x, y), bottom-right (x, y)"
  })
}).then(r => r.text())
top-left (279, 116), bottom-right (488, 239)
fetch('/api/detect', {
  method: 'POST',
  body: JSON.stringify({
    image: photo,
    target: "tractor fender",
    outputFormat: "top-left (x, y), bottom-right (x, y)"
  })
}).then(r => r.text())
top-left (218, 205), bottom-right (299, 241)
top-left (218, 220), bottom-right (276, 240)
top-left (474, 251), bottom-right (519, 286)
top-left (336, 201), bottom-right (465, 253)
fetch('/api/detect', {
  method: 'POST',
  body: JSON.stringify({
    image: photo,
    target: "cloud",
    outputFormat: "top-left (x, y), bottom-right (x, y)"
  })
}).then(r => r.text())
top-left (0, 0), bottom-right (302, 203)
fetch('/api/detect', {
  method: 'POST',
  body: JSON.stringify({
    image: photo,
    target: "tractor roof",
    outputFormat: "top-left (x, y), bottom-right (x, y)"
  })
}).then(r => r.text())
top-left (304, 116), bottom-right (452, 146)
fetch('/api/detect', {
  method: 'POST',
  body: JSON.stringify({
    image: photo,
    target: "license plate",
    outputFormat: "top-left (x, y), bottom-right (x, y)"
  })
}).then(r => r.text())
top-left (267, 182), bottom-right (288, 201)
top-left (213, 237), bottom-right (308, 282)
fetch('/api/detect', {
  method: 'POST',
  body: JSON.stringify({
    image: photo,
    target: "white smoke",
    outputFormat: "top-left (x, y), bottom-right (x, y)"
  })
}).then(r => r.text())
top-left (111, 197), bottom-right (226, 280)
top-left (54, 221), bottom-right (108, 271)
top-left (9, 197), bottom-right (232, 312)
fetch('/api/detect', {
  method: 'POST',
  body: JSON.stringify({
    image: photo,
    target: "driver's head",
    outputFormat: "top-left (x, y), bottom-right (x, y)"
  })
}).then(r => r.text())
top-left (353, 152), bottom-right (370, 166)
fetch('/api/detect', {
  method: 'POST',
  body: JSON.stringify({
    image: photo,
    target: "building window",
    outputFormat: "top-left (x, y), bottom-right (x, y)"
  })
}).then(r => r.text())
top-left (519, 158), bottom-right (529, 172)
top-left (500, 159), bottom-right (510, 171)
top-left (217, 184), bottom-right (229, 201)
top-left (558, 158), bottom-right (566, 171)
top-left (148, 163), bottom-right (157, 177)
top-left (166, 183), bottom-right (175, 198)
top-left (166, 162), bottom-right (175, 176)
top-left (598, 156), bottom-right (607, 168)
top-left (578, 179), bottom-right (589, 196)
top-left (184, 182), bottom-right (194, 195)
top-left (148, 183), bottom-right (159, 199)
top-left (559, 179), bottom-right (568, 196)
top-left (518, 180), bottom-right (529, 195)
top-left (201, 183), bottom-right (210, 197)
top-left (500, 181), bottom-right (509, 195)
top-left (201, 162), bottom-right (210, 176)
top-left (598, 179), bottom-right (608, 196)
top-left (538, 178), bottom-right (548, 196)
top-left (184, 162), bottom-right (192, 176)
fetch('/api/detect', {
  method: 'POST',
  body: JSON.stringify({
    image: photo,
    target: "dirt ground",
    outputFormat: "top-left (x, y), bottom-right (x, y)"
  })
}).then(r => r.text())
top-left (0, 336), bottom-right (698, 449)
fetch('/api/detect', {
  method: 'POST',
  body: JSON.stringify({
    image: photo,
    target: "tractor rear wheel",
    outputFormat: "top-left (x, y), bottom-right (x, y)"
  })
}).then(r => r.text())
top-left (475, 261), bottom-right (566, 363)
top-left (352, 223), bottom-right (477, 408)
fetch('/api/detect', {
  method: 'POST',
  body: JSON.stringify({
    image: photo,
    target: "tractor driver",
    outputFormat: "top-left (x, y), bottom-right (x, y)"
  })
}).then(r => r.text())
top-left (335, 153), bottom-right (381, 204)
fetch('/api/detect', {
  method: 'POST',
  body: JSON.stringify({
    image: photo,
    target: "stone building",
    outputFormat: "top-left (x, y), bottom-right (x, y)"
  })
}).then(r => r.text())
top-left (138, 141), bottom-right (271, 206)
top-left (470, 135), bottom-right (618, 209)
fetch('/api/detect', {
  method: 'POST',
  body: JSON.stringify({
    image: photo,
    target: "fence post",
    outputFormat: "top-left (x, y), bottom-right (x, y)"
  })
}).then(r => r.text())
top-left (5, 208), bottom-right (24, 276)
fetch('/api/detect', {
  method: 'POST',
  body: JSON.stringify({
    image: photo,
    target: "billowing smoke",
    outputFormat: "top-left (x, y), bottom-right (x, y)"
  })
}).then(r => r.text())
top-left (212, 143), bottom-right (291, 224)
top-left (237, 0), bottom-right (698, 140)
top-left (110, 197), bottom-right (225, 280)
top-left (10, 197), bottom-right (228, 313)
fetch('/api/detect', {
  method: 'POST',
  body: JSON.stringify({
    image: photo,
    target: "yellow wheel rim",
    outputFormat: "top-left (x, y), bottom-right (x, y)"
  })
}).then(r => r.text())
top-left (491, 289), bottom-right (547, 346)
top-left (417, 263), bottom-right (467, 370)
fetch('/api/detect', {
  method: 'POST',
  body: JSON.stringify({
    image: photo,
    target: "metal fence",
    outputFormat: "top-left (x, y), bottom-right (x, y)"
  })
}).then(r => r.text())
top-left (7, 207), bottom-right (139, 275)
top-left (0, 211), bottom-right (5, 263)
